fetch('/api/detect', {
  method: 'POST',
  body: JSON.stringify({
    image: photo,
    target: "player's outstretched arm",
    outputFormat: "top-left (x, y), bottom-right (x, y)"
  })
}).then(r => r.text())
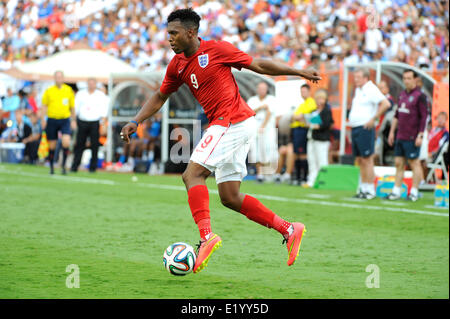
top-left (246, 58), bottom-right (321, 83)
top-left (120, 91), bottom-right (170, 143)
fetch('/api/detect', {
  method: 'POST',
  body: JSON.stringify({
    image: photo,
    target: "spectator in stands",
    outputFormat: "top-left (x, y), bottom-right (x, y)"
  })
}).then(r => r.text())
top-left (303, 89), bottom-right (334, 188)
top-left (27, 87), bottom-right (39, 114)
top-left (11, 110), bottom-right (31, 145)
top-left (290, 84), bottom-right (316, 185)
top-left (349, 68), bottom-right (391, 199)
top-left (378, 80), bottom-right (395, 111)
top-left (247, 81), bottom-right (278, 183)
top-left (71, 77), bottom-right (108, 173)
top-left (387, 69), bottom-right (428, 202)
top-left (0, 1), bottom-right (447, 75)
top-left (2, 88), bottom-right (20, 122)
top-left (427, 111), bottom-right (449, 165)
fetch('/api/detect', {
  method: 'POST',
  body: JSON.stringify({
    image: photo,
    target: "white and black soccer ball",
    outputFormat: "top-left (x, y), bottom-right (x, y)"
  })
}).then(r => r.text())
top-left (163, 242), bottom-right (197, 276)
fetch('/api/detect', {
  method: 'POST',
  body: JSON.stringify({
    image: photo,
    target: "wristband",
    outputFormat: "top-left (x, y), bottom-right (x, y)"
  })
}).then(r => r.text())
top-left (130, 120), bottom-right (139, 127)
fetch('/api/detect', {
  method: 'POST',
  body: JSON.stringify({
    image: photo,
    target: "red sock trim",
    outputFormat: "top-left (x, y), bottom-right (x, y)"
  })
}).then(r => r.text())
top-left (272, 215), bottom-right (292, 236)
top-left (197, 218), bottom-right (212, 240)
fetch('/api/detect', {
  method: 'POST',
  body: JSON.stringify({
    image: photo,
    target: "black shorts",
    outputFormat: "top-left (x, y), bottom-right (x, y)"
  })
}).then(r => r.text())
top-left (394, 139), bottom-right (420, 160)
top-left (46, 118), bottom-right (71, 140)
top-left (351, 126), bottom-right (375, 158)
top-left (292, 127), bottom-right (308, 154)
top-left (278, 133), bottom-right (292, 147)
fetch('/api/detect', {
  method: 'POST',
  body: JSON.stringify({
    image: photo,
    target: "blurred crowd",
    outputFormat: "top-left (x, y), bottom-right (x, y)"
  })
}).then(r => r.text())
top-left (0, 0), bottom-right (449, 74)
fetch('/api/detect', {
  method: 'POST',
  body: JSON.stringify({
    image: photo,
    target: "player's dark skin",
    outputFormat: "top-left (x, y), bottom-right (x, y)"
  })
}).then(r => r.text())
top-left (121, 19), bottom-right (321, 212)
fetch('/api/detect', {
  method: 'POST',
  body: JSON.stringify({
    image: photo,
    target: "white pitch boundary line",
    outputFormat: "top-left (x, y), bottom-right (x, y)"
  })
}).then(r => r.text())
top-left (0, 168), bottom-right (117, 185)
top-left (138, 183), bottom-right (448, 218)
top-left (305, 194), bottom-right (331, 199)
top-left (1, 168), bottom-right (448, 218)
top-left (424, 205), bottom-right (449, 210)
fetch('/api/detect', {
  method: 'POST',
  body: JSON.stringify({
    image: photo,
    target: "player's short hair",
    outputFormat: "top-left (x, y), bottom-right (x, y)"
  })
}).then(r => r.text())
top-left (354, 67), bottom-right (370, 79)
top-left (403, 69), bottom-right (418, 78)
top-left (168, 8), bottom-right (201, 31)
top-left (301, 83), bottom-right (311, 90)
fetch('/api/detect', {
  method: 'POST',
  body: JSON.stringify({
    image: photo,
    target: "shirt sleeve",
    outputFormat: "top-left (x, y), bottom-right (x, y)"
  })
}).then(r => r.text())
top-left (69, 88), bottom-right (75, 109)
top-left (41, 89), bottom-right (48, 106)
top-left (417, 93), bottom-right (428, 134)
top-left (74, 91), bottom-right (81, 115)
top-left (217, 40), bottom-right (253, 70)
top-left (160, 59), bottom-right (183, 95)
top-left (318, 107), bottom-right (334, 131)
top-left (246, 96), bottom-right (256, 110)
top-left (370, 83), bottom-right (386, 106)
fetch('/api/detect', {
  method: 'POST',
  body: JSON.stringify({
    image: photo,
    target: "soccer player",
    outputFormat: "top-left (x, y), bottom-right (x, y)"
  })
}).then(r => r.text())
top-left (120, 9), bottom-right (321, 273)
top-left (41, 71), bottom-right (76, 175)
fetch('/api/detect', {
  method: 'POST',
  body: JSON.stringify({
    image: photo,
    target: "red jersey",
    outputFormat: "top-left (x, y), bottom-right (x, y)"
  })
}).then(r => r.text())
top-left (160, 38), bottom-right (256, 127)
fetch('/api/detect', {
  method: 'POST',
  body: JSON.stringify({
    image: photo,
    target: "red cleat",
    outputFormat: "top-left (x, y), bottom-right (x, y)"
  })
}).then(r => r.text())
top-left (193, 233), bottom-right (222, 274)
top-left (283, 222), bottom-right (306, 266)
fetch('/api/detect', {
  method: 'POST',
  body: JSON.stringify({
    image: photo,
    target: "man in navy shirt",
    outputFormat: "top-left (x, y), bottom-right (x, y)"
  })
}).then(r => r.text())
top-left (387, 69), bottom-right (428, 201)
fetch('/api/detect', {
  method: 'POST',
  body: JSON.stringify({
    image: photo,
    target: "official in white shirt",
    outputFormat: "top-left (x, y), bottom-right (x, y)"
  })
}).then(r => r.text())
top-left (247, 81), bottom-right (278, 183)
top-left (348, 68), bottom-right (390, 199)
top-left (71, 78), bottom-right (108, 173)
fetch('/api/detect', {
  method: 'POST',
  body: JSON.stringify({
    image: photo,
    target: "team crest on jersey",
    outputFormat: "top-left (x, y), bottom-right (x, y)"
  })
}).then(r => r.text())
top-left (198, 54), bottom-right (209, 68)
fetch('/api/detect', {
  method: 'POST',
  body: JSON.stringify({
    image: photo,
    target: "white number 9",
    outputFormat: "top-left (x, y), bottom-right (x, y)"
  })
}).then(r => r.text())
top-left (191, 73), bottom-right (199, 89)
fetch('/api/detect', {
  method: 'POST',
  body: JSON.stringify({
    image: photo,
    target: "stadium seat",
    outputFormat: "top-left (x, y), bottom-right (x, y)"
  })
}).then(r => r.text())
top-left (426, 141), bottom-right (449, 183)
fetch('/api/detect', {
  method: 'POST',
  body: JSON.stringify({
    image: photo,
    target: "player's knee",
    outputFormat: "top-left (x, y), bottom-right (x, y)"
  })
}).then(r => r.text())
top-left (182, 167), bottom-right (208, 186)
top-left (394, 158), bottom-right (404, 169)
top-left (181, 170), bottom-right (191, 185)
top-left (220, 194), bottom-right (239, 210)
top-left (220, 197), bottom-right (236, 210)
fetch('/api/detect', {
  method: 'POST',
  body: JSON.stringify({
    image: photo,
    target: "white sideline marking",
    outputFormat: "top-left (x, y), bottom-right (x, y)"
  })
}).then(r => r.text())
top-left (0, 168), bottom-right (116, 185)
top-left (343, 197), bottom-right (406, 206)
top-left (306, 194), bottom-right (331, 199)
top-left (343, 197), bottom-right (366, 202)
top-left (1, 168), bottom-right (448, 218)
top-left (378, 201), bottom-right (407, 206)
top-left (424, 205), bottom-right (449, 211)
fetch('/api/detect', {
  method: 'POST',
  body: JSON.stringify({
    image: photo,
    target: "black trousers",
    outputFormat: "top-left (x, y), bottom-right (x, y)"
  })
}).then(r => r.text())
top-left (25, 140), bottom-right (40, 163)
top-left (71, 119), bottom-right (100, 172)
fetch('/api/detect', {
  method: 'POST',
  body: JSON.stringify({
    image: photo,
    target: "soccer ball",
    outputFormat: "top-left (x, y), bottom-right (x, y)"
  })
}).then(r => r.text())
top-left (163, 242), bottom-right (197, 276)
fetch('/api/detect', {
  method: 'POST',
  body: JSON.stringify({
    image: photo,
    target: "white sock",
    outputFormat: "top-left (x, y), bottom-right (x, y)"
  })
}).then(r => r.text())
top-left (392, 186), bottom-right (402, 196)
top-left (364, 183), bottom-right (375, 195)
top-left (410, 187), bottom-right (419, 197)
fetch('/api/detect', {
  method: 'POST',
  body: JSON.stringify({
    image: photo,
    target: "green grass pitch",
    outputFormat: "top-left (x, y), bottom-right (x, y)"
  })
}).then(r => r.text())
top-left (0, 163), bottom-right (448, 299)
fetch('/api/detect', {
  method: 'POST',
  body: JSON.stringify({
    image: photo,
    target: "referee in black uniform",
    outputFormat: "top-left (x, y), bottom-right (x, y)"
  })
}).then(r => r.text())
top-left (71, 78), bottom-right (108, 173)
